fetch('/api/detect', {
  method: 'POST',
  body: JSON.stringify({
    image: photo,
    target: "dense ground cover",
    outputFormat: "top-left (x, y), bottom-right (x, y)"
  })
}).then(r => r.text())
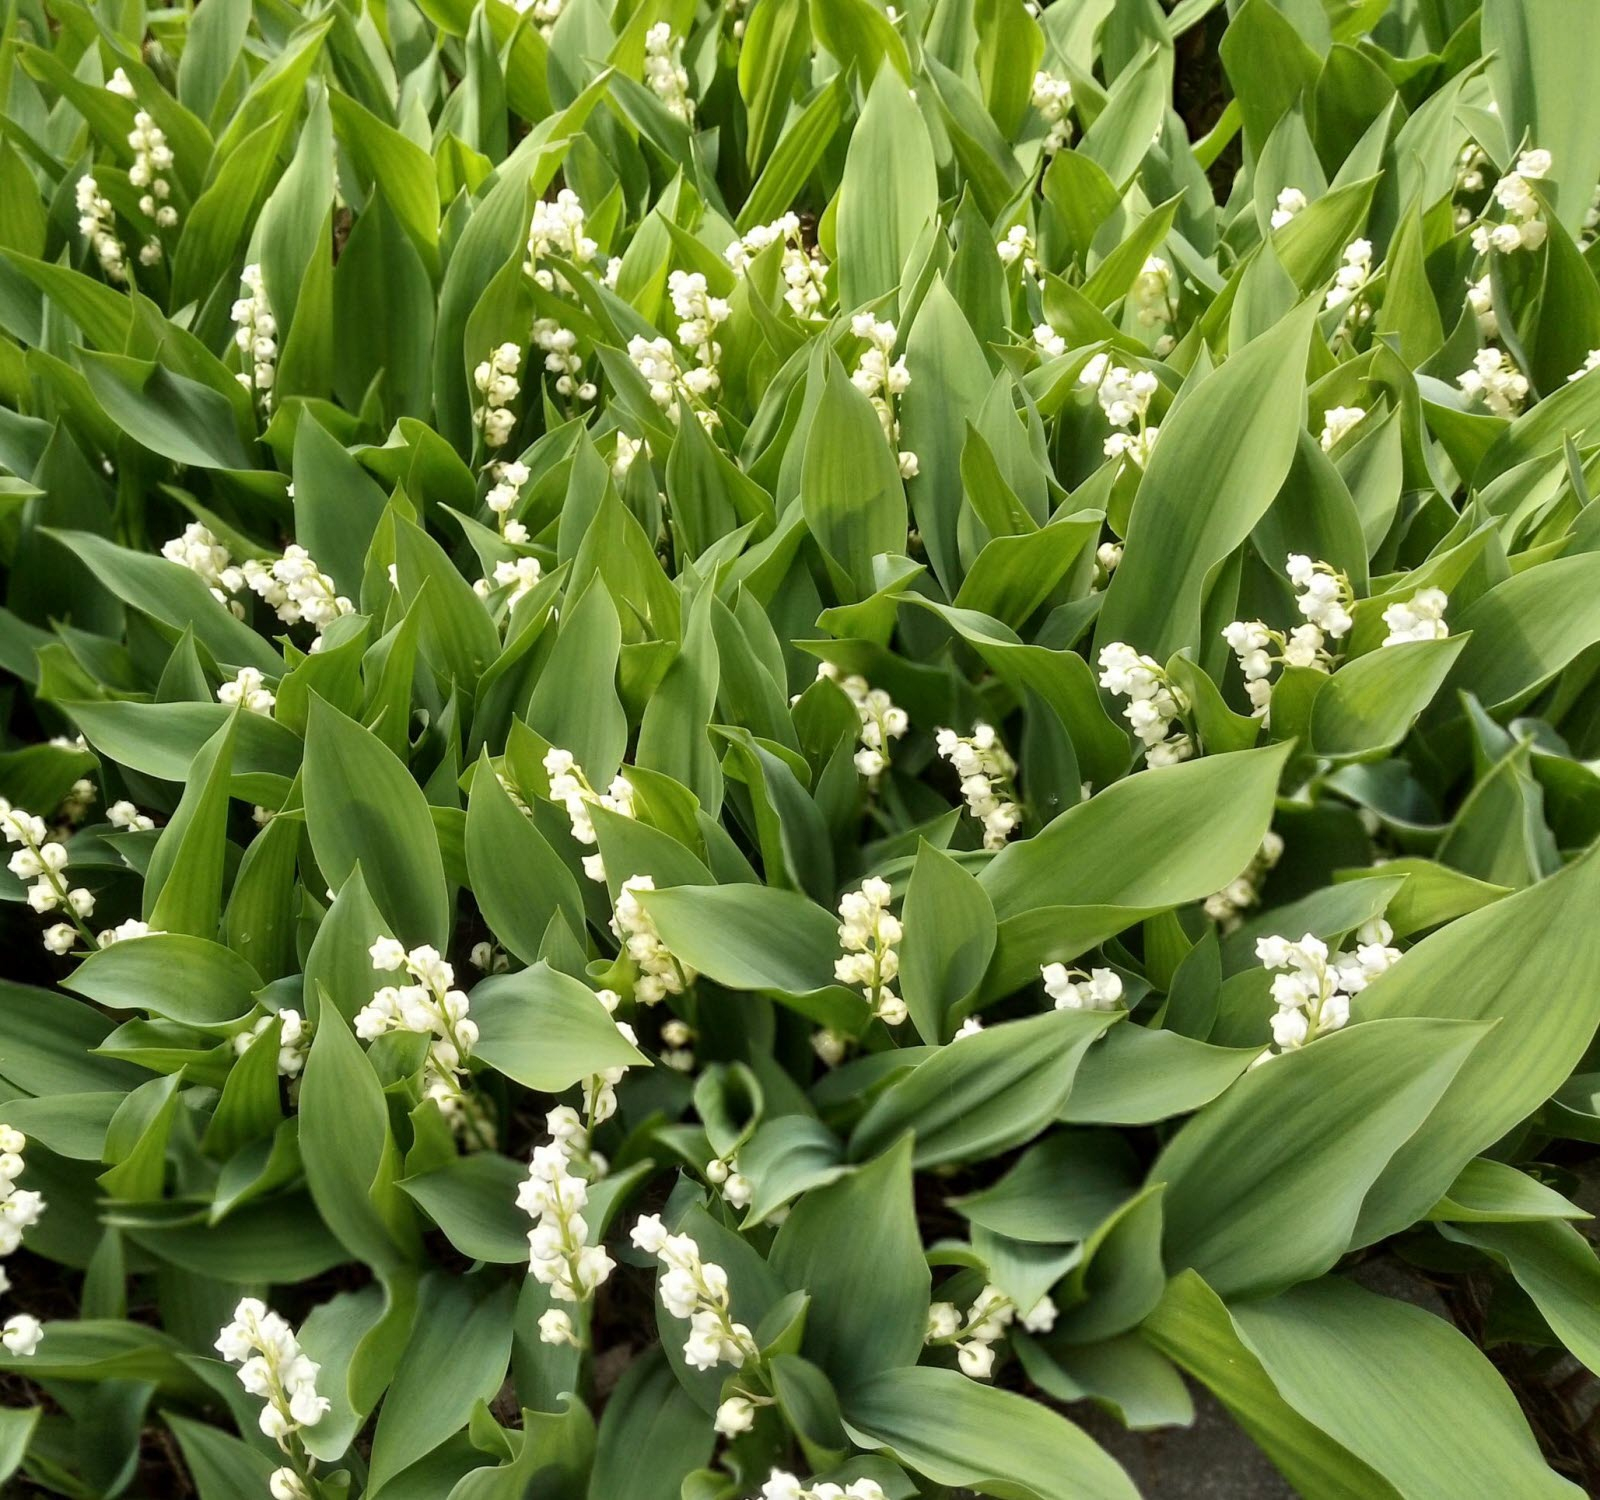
top-left (4, 0), bottom-right (1600, 1494)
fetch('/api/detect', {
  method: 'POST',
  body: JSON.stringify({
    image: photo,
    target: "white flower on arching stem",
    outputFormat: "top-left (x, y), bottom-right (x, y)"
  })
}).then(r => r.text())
top-left (1471, 150), bottom-right (1551, 256)
top-left (1, 1123), bottom-right (46, 1354)
top-left (669, 269), bottom-right (730, 398)
top-left (1030, 70), bottom-right (1074, 153)
top-left (498, 0), bottom-right (565, 39)
top-left (1089, 363), bottom-right (1161, 470)
top-left (760, 1474), bottom-right (887, 1500)
top-left (1252, 920), bottom-right (1400, 1065)
top-left (96, 918), bottom-right (158, 947)
top-left (1203, 831), bottom-right (1284, 931)
top-left (631, 1215), bottom-right (758, 1372)
top-left (1318, 405), bottom-right (1366, 452)
top-left (1569, 349), bottom-right (1600, 384)
top-left (1466, 275), bottom-right (1497, 338)
top-left (488, 554), bottom-right (544, 608)
top-left (232, 1008), bottom-right (311, 1078)
top-left (473, 343), bottom-right (522, 448)
top-left (611, 875), bottom-right (694, 1005)
top-left (2, 798), bottom-right (95, 945)
top-left (934, 723), bottom-right (1022, 849)
top-left (953, 1016), bottom-right (985, 1039)
top-left (1323, 238), bottom-right (1373, 318)
top-left (1132, 256), bottom-right (1173, 331)
top-left (543, 746), bottom-right (635, 883)
top-left (715, 1395), bottom-right (757, 1436)
top-left (1097, 644), bottom-right (1192, 765)
top-left (644, 23), bottom-right (694, 123)
top-left (241, 545), bottom-right (352, 637)
top-left (533, 318), bottom-right (596, 404)
top-left (1270, 186), bottom-right (1307, 231)
top-left (126, 107), bottom-right (179, 254)
top-left (1040, 963), bottom-right (1123, 1012)
top-left (612, 432), bottom-right (647, 478)
top-left (230, 265), bottom-right (278, 412)
top-left (217, 666), bottom-right (276, 716)
top-left (725, 212), bottom-right (829, 321)
top-left (1457, 346), bottom-right (1528, 417)
top-left (1032, 321), bottom-right (1067, 359)
top-left (215, 1298), bottom-right (329, 1447)
top-left (75, 175), bottom-right (126, 283)
top-left (849, 315), bottom-right (917, 477)
top-left (923, 1283), bottom-right (1053, 1383)
top-left (1286, 553), bottom-right (1355, 640)
top-left (525, 188), bottom-right (599, 288)
top-left (997, 224), bottom-right (1038, 279)
top-left (162, 522), bottom-right (245, 609)
top-left (835, 877), bottom-right (905, 1025)
top-left (518, 1132), bottom-right (615, 1319)
top-left (811, 1028), bottom-right (847, 1068)
top-left (815, 663), bottom-right (908, 783)
top-left (1455, 142), bottom-right (1489, 198)
top-left (1381, 587), bottom-right (1449, 646)
top-left (1096, 540), bottom-right (1123, 578)
top-left (269, 1468), bottom-right (310, 1500)
top-left (357, 941), bottom-right (492, 1145)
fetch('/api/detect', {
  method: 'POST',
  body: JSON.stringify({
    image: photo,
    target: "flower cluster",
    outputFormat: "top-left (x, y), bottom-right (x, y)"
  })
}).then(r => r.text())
top-left (215, 1298), bottom-right (329, 1448)
top-left (1455, 142), bottom-right (1489, 200)
top-left (758, 1474), bottom-right (888, 1500)
top-left (1083, 356), bottom-right (1160, 469)
top-left (1033, 321), bottom-right (1066, 359)
top-left (644, 24), bottom-right (694, 123)
top-left (1288, 552), bottom-right (1355, 639)
top-left (1097, 644), bottom-right (1192, 765)
top-left (1203, 830), bottom-right (1285, 931)
top-left (1457, 346), bottom-right (1529, 417)
top-left (108, 799), bottom-right (154, 833)
top-left (658, 1016), bottom-right (695, 1073)
top-left (1319, 404), bottom-right (1365, 451)
top-left (1323, 238), bottom-right (1373, 336)
top-left (669, 270), bottom-right (730, 399)
top-left (126, 107), bottom-right (178, 263)
top-left (243, 546), bottom-right (353, 636)
top-left (1471, 149), bottom-right (1550, 255)
top-left (1467, 274), bottom-right (1496, 337)
top-left (474, 342), bottom-right (522, 448)
top-left (526, 189), bottom-right (599, 288)
top-left (483, 554), bottom-right (543, 607)
top-left (533, 318), bottom-right (596, 403)
top-left (162, 522), bottom-right (245, 610)
top-left (1040, 963), bottom-right (1123, 1012)
top-left (705, 1153), bottom-right (753, 1211)
top-left (231, 264), bottom-right (278, 411)
top-left (1030, 70), bottom-right (1074, 152)
top-left (997, 224), bottom-right (1038, 279)
top-left (358, 939), bottom-right (489, 1143)
top-left (611, 875), bottom-right (694, 1004)
top-left (934, 724), bottom-right (1021, 849)
top-left (724, 213), bottom-right (828, 320)
top-left (1255, 920), bottom-right (1400, 1059)
top-left (1, 1125), bottom-right (45, 1358)
top-left (3, 798), bottom-right (94, 953)
top-left (75, 175), bottom-right (126, 283)
top-left (500, 0), bottom-right (563, 38)
top-left (544, 747), bottom-right (636, 883)
top-left (1270, 186), bottom-right (1307, 230)
top-left (232, 1008), bottom-right (310, 1078)
top-left (1132, 256), bottom-right (1173, 335)
top-left (98, 918), bottom-right (158, 947)
top-left (1380, 587), bottom-right (1449, 646)
top-left (925, 1283), bottom-right (1055, 1380)
top-left (849, 315), bottom-right (917, 478)
top-left (582, 989), bottom-right (637, 1125)
top-left (628, 334), bottom-right (717, 422)
top-left (817, 663), bottom-right (908, 780)
top-left (483, 458), bottom-right (530, 541)
top-left (218, 666), bottom-right (276, 716)
top-left (834, 877), bottom-right (905, 1025)
top-left (631, 1215), bottom-right (758, 1371)
top-left (518, 1135), bottom-right (615, 1333)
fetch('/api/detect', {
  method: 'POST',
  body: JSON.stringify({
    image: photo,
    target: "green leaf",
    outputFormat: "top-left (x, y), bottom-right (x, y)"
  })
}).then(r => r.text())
top-left (303, 694), bottom-right (449, 947)
top-left (469, 962), bottom-right (647, 1092)
top-left (842, 1365), bottom-right (1140, 1500)
top-left (771, 1135), bottom-right (929, 1388)
top-left (851, 1009), bottom-right (1119, 1167)
top-left (1309, 636), bottom-right (1469, 758)
top-left (1153, 1018), bottom-right (1488, 1297)
top-left (898, 840), bottom-right (997, 1044)
top-left (65, 935), bottom-right (260, 1028)
top-left (142, 712), bottom-right (236, 938)
top-left (1059, 1025), bottom-right (1257, 1125)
